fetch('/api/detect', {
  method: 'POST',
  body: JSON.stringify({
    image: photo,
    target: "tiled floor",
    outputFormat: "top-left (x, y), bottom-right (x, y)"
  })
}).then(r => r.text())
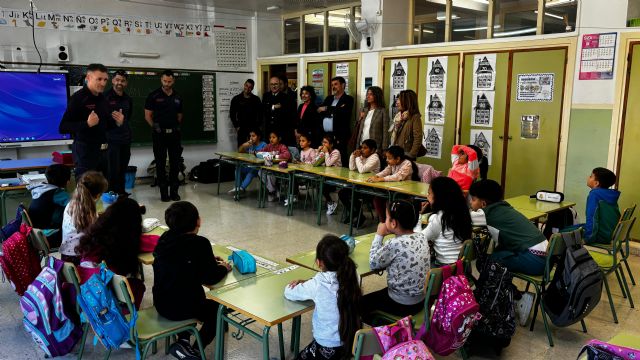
top-left (1, 180), bottom-right (638, 359)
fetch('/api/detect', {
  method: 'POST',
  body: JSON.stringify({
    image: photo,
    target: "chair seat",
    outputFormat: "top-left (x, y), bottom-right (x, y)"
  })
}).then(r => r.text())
top-left (126, 307), bottom-right (198, 341)
top-left (587, 242), bottom-right (614, 252)
top-left (512, 272), bottom-right (544, 285)
top-left (588, 250), bottom-right (614, 270)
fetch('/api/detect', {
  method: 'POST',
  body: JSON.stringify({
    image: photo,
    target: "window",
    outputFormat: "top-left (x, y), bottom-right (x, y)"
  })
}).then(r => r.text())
top-left (414, 0), bottom-right (446, 44)
top-left (543, 0), bottom-right (578, 34)
top-left (328, 8), bottom-right (351, 51)
top-left (304, 12), bottom-right (325, 53)
top-left (452, 0), bottom-right (490, 42)
top-left (494, 0), bottom-right (539, 38)
top-left (284, 17), bottom-right (300, 54)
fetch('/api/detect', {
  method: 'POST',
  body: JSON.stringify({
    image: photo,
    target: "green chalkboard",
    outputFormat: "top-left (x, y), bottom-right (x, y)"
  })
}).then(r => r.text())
top-left (65, 66), bottom-right (216, 146)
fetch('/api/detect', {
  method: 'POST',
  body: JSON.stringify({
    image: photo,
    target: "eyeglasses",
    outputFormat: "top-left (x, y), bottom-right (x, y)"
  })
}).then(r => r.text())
top-left (270, 83), bottom-right (279, 86)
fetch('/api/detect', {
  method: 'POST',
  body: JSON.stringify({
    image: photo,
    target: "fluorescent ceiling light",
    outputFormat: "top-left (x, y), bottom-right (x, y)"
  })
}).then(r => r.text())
top-left (436, 14), bottom-right (460, 20)
top-left (119, 52), bottom-right (160, 58)
top-left (546, 0), bottom-right (575, 7)
top-left (414, 27), bottom-right (435, 34)
top-left (454, 25), bottom-right (501, 32)
top-left (470, 0), bottom-right (488, 3)
top-left (494, 27), bottom-right (536, 37)
top-left (534, 10), bottom-right (564, 20)
top-left (267, 5), bottom-right (280, 11)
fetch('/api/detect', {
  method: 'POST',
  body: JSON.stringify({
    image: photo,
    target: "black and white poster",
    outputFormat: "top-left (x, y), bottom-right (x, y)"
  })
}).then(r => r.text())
top-left (423, 125), bottom-right (444, 159)
top-left (473, 54), bottom-right (496, 91)
top-left (426, 91), bottom-right (446, 124)
top-left (516, 73), bottom-right (554, 102)
top-left (471, 91), bottom-right (495, 127)
top-left (389, 59), bottom-right (408, 119)
top-left (427, 56), bottom-right (448, 90)
top-left (470, 129), bottom-right (492, 165)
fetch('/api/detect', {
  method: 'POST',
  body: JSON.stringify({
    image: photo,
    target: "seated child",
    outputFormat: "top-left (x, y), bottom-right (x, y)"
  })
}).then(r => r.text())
top-left (583, 167), bottom-right (620, 244)
top-left (77, 197), bottom-right (145, 309)
top-left (318, 133), bottom-right (342, 215)
top-left (153, 201), bottom-right (232, 359)
top-left (447, 145), bottom-right (479, 191)
top-left (368, 146), bottom-right (419, 222)
top-left (287, 132), bottom-right (318, 206)
top-left (421, 176), bottom-right (472, 266)
top-left (338, 139), bottom-right (381, 227)
top-left (27, 164), bottom-right (71, 248)
top-left (230, 129), bottom-right (267, 194)
top-left (260, 130), bottom-right (292, 202)
top-left (60, 171), bottom-right (108, 265)
top-left (284, 235), bottom-right (361, 360)
top-left (361, 200), bottom-right (429, 324)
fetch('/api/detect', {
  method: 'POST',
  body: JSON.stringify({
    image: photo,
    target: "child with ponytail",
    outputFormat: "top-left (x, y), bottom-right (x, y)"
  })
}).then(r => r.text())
top-left (285, 235), bottom-right (361, 360)
top-left (60, 171), bottom-right (108, 264)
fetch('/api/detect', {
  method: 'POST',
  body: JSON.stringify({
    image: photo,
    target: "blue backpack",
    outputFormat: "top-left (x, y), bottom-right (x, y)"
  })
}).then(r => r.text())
top-left (20, 256), bottom-right (82, 357)
top-left (228, 250), bottom-right (256, 274)
top-left (77, 263), bottom-right (138, 356)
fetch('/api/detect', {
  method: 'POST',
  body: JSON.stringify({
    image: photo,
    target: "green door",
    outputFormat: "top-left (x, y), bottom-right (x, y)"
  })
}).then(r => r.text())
top-left (617, 43), bottom-right (640, 240)
top-left (307, 62), bottom-right (329, 105)
top-left (383, 57), bottom-right (420, 119)
top-left (504, 49), bottom-right (567, 198)
top-left (332, 61), bottom-right (358, 130)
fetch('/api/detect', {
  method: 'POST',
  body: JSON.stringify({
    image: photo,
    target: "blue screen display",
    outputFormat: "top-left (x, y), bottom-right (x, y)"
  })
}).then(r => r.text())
top-left (0, 72), bottom-right (70, 143)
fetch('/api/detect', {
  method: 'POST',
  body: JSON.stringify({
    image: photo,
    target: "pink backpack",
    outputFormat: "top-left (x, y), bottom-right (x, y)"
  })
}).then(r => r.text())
top-left (373, 316), bottom-right (435, 360)
top-left (420, 260), bottom-right (481, 356)
top-left (578, 339), bottom-right (640, 360)
top-left (0, 223), bottom-right (41, 296)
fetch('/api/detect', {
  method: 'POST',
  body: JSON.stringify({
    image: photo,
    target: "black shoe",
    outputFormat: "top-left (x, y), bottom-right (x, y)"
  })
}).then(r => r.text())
top-left (169, 340), bottom-right (200, 360)
top-left (170, 193), bottom-right (181, 201)
top-left (161, 194), bottom-right (170, 202)
top-left (160, 187), bottom-right (169, 202)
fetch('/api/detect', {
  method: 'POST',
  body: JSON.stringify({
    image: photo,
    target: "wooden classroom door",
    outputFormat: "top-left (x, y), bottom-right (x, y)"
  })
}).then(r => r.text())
top-left (503, 48), bottom-right (567, 198)
top-left (617, 42), bottom-right (640, 240)
top-left (331, 61), bottom-right (359, 129)
top-left (307, 62), bottom-right (329, 105)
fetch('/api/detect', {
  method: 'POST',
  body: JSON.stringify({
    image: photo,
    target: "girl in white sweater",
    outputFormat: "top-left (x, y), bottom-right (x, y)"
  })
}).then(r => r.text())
top-left (421, 176), bottom-right (472, 265)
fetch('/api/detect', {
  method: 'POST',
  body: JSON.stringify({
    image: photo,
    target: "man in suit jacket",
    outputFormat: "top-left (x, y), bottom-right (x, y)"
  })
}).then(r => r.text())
top-left (318, 76), bottom-right (354, 165)
top-left (262, 76), bottom-right (295, 145)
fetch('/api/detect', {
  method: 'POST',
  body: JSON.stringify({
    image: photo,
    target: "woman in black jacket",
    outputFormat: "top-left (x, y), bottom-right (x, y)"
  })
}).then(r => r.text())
top-left (296, 85), bottom-right (321, 147)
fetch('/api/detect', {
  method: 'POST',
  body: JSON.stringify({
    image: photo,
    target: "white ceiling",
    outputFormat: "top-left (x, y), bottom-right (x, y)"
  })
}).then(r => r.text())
top-left (120, 0), bottom-right (356, 14)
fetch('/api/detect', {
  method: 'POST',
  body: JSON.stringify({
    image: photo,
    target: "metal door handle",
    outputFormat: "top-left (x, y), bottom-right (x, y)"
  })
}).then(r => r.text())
top-left (498, 135), bottom-right (503, 139)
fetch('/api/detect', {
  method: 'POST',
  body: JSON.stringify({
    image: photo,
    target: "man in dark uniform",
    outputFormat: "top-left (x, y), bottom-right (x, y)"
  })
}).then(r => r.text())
top-left (144, 70), bottom-right (183, 202)
top-left (318, 76), bottom-right (354, 165)
top-left (229, 79), bottom-right (261, 147)
top-left (105, 69), bottom-right (133, 195)
top-left (262, 76), bottom-right (294, 145)
top-left (59, 63), bottom-right (117, 180)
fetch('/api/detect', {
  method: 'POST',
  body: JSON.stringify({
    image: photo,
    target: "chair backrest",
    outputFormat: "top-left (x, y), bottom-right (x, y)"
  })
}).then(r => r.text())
top-left (543, 232), bottom-right (570, 281)
top-left (20, 206), bottom-right (33, 227)
top-left (457, 239), bottom-right (475, 275)
top-left (29, 228), bottom-right (51, 259)
top-left (110, 274), bottom-right (137, 340)
top-left (352, 328), bottom-right (383, 359)
top-left (610, 218), bottom-right (636, 262)
top-left (421, 262), bottom-right (459, 331)
top-left (61, 262), bottom-right (83, 316)
top-left (621, 204), bottom-right (636, 221)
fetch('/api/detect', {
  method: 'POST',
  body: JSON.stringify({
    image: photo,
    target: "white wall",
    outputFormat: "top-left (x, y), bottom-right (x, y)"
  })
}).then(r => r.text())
top-left (0, 0), bottom-right (256, 175)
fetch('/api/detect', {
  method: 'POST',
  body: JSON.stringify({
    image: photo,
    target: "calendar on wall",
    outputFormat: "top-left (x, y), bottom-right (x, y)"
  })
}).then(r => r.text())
top-left (214, 26), bottom-right (248, 69)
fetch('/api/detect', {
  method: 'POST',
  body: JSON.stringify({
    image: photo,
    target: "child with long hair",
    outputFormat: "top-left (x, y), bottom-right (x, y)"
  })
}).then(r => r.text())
top-left (230, 129), bottom-right (267, 194)
top-left (421, 176), bottom-right (472, 266)
top-left (285, 235), bottom-right (361, 360)
top-left (368, 145), bottom-right (419, 222)
top-left (361, 200), bottom-right (429, 324)
top-left (60, 171), bottom-right (108, 264)
top-left (77, 197), bottom-right (146, 309)
top-left (318, 133), bottom-right (342, 215)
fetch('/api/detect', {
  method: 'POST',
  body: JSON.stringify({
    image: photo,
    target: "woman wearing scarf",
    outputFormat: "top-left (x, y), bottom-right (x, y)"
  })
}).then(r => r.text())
top-left (389, 89), bottom-right (423, 160)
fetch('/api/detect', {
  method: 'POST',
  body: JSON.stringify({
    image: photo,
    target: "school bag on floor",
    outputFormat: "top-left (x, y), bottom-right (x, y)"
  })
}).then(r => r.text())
top-left (577, 339), bottom-right (640, 360)
top-left (543, 229), bottom-right (603, 327)
top-left (0, 223), bottom-right (41, 295)
top-left (20, 256), bottom-right (82, 357)
top-left (77, 263), bottom-right (138, 355)
top-left (420, 260), bottom-right (481, 356)
top-left (0, 204), bottom-right (25, 242)
top-left (469, 260), bottom-right (516, 354)
top-left (373, 316), bottom-right (435, 360)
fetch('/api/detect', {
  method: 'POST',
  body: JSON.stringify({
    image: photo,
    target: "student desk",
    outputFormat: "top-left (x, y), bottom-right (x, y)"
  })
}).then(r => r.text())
top-left (211, 265), bottom-right (316, 360)
top-left (516, 208), bottom-right (549, 222)
top-left (0, 158), bottom-right (56, 175)
top-left (505, 195), bottom-right (576, 215)
top-left (258, 164), bottom-right (303, 214)
top-left (215, 152), bottom-right (264, 200)
top-left (0, 178), bottom-right (26, 226)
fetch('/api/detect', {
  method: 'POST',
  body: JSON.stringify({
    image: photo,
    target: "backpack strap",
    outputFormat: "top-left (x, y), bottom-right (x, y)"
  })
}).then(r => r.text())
top-left (559, 228), bottom-right (581, 250)
top-left (454, 260), bottom-right (464, 276)
top-left (441, 263), bottom-right (454, 281)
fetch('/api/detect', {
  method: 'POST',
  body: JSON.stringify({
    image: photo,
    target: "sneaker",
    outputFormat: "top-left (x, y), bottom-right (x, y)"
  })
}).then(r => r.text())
top-left (516, 292), bottom-right (535, 326)
top-left (326, 201), bottom-right (338, 215)
top-left (284, 196), bottom-right (298, 206)
top-left (227, 187), bottom-right (239, 194)
top-left (169, 339), bottom-right (200, 360)
top-left (267, 192), bottom-right (277, 202)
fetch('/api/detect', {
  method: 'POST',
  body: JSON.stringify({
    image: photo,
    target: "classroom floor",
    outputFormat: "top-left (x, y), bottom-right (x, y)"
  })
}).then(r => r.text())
top-left (1, 180), bottom-right (639, 360)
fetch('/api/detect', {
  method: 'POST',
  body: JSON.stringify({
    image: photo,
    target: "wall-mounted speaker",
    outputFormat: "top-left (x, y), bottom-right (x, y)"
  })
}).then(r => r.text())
top-left (56, 44), bottom-right (70, 62)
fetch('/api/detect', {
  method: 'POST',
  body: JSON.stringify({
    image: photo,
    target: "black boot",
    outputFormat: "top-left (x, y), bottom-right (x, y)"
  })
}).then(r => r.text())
top-left (170, 186), bottom-right (181, 201)
top-left (160, 186), bottom-right (170, 202)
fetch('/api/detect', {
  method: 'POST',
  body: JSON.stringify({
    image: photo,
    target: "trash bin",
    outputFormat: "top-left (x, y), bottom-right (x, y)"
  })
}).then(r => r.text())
top-left (125, 166), bottom-right (137, 190)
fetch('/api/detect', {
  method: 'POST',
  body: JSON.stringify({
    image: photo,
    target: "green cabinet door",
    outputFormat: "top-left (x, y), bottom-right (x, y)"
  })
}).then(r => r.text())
top-left (504, 49), bottom-right (567, 198)
top-left (617, 43), bottom-right (640, 240)
top-left (307, 62), bottom-right (329, 104)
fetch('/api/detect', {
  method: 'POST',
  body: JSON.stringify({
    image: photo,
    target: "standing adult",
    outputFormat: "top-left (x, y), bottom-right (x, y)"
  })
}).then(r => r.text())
top-left (389, 89), bottom-right (423, 160)
top-left (144, 70), bottom-right (183, 202)
top-left (351, 86), bottom-right (389, 158)
top-left (296, 86), bottom-right (321, 147)
top-left (105, 70), bottom-right (133, 195)
top-left (318, 76), bottom-right (354, 165)
top-left (262, 76), bottom-right (294, 145)
top-left (229, 79), bottom-right (262, 148)
top-left (59, 63), bottom-right (116, 180)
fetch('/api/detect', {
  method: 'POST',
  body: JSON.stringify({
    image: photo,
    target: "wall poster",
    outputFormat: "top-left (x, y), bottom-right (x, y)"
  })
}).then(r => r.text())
top-left (516, 73), bottom-right (554, 102)
top-left (470, 129), bottom-right (493, 165)
top-left (423, 125), bottom-right (443, 159)
top-left (471, 91), bottom-right (495, 127)
top-left (389, 59), bottom-right (408, 119)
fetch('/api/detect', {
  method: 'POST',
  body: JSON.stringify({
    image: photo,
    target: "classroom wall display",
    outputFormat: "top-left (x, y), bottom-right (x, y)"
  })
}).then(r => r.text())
top-left (423, 124), bottom-right (444, 159)
top-left (425, 92), bottom-right (446, 124)
top-left (473, 54), bottom-right (496, 91)
top-left (470, 129), bottom-right (492, 165)
top-left (520, 115), bottom-right (540, 139)
top-left (471, 91), bottom-right (495, 127)
top-left (214, 26), bottom-right (248, 68)
top-left (579, 32), bottom-right (617, 80)
top-left (516, 73), bottom-right (554, 102)
top-left (426, 57), bottom-right (448, 90)
top-left (335, 62), bottom-right (350, 94)
top-left (311, 68), bottom-right (325, 101)
top-left (216, 73), bottom-right (248, 144)
top-left (389, 59), bottom-right (408, 119)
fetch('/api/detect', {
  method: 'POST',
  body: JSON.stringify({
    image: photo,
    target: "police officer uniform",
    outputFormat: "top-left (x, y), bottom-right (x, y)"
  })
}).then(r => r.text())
top-left (105, 88), bottom-right (133, 195)
top-left (144, 87), bottom-right (183, 201)
top-left (59, 86), bottom-right (112, 180)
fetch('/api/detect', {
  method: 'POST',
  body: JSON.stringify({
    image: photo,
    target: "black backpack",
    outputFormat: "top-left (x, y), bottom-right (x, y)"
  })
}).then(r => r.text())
top-left (542, 229), bottom-right (603, 327)
top-left (188, 159), bottom-right (235, 184)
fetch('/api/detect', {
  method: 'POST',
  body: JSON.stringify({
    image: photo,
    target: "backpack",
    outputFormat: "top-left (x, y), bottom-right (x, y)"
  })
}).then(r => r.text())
top-left (542, 229), bottom-right (603, 327)
top-left (373, 316), bottom-right (435, 360)
top-left (543, 207), bottom-right (579, 239)
top-left (577, 339), bottom-right (640, 360)
top-left (20, 257), bottom-right (82, 357)
top-left (228, 250), bottom-right (256, 274)
top-left (76, 263), bottom-right (137, 353)
top-left (473, 260), bottom-right (516, 340)
top-left (421, 260), bottom-right (481, 356)
top-left (0, 223), bottom-right (41, 295)
top-left (0, 204), bottom-right (25, 242)
top-left (188, 159), bottom-right (234, 184)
